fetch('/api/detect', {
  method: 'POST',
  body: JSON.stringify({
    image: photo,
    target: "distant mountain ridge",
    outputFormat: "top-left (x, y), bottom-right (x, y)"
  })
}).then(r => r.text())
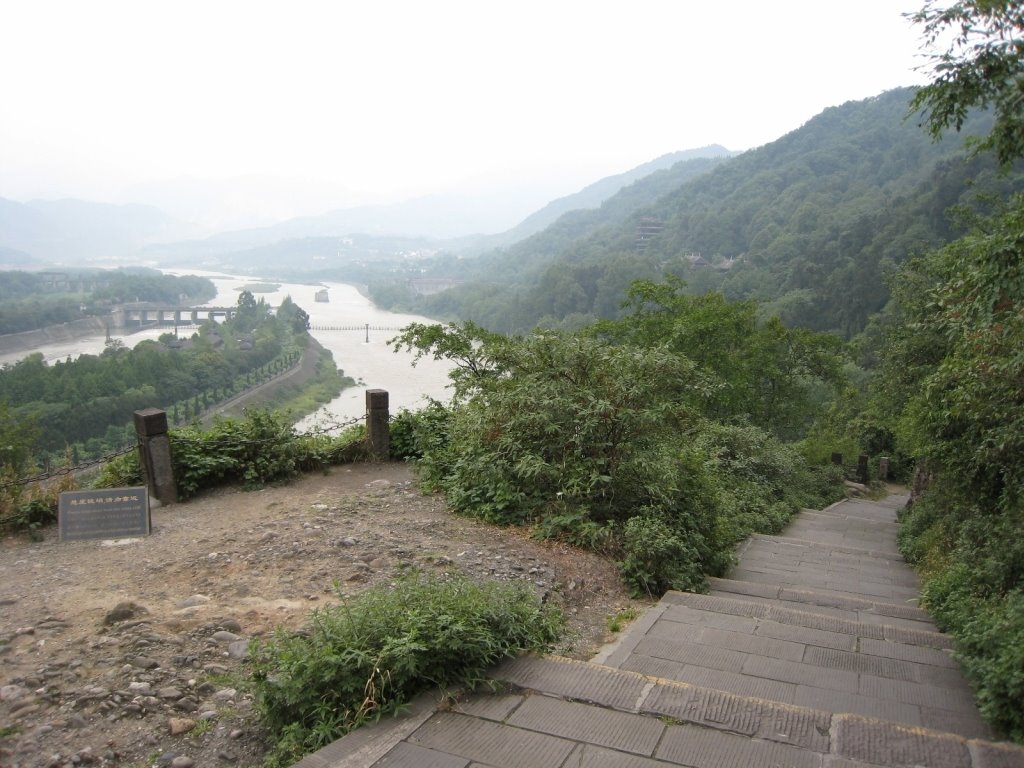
top-left (0, 198), bottom-right (201, 262)
top-left (407, 88), bottom-right (1024, 338)
top-left (494, 146), bottom-right (734, 246)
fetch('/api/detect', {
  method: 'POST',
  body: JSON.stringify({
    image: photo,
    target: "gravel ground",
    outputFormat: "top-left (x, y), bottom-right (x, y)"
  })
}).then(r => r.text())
top-left (0, 462), bottom-right (646, 767)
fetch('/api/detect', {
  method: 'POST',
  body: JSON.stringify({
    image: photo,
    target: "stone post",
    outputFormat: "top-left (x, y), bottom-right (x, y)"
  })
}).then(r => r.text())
top-left (133, 408), bottom-right (177, 505)
top-left (879, 456), bottom-right (890, 482)
top-left (366, 389), bottom-right (390, 459)
top-left (857, 454), bottom-right (870, 485)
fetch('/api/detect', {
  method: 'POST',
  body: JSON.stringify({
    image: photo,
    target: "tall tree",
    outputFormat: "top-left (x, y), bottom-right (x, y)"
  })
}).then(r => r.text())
top-left (910, 0), bottom-right (1024, 164)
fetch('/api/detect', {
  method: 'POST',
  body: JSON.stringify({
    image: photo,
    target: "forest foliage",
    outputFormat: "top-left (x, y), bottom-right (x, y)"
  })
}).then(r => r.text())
top-left (0, 269), bottom-right (216, 334)
top-left (0, 291), bottom-right (311, 467)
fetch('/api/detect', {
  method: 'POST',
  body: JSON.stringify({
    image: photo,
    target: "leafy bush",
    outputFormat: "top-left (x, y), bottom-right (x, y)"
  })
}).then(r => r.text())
top-left (696, 422), bottom-right (844, 546)
top-left (249, 573), bottom-right (563, 767)
top-left (92, 409), bottom-right (368, 501)
top-left (1, 460), bottom-right (77, 537)
top-left (881, 198), bottom-right (1024, 741)
top-left (620, 515), bottom-right (704, 596)
top-left (388, 401), bottom-right (451, 463)
top-left (394, 324), bottom-right (843, 598)
top-left (94, 450), bottom-right (143, 488)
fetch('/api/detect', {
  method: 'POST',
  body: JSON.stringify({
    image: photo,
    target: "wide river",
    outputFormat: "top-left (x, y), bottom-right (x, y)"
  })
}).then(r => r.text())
top-left (0, 271), bottom-right (454, 428)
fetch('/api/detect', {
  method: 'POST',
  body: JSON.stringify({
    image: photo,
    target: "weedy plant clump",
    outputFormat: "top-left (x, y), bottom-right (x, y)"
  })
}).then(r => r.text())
top-left (248, 572), bottom-right (563, 767)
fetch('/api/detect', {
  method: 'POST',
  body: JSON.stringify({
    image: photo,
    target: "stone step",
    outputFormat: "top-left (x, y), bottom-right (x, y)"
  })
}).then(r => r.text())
top-left (591, 590), bottom-right (987, 738)
top-left (708, 577), bottom-right (933, 624)
top-left (797, 508), bottom-right (901, 527)
top-left (744, 533), bottom-right (909, 562)
top-left (774, 515), bottom-right (904, 555)
top-left (487, 655), bottom-right (1021, 767)
top-left (732, 534), bottom-right (922, 603)
top-left (293, 656), bottom-right (1024, 767)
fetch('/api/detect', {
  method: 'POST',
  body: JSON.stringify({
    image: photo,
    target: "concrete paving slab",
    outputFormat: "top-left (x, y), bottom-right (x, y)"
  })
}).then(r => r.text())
top-left (619, 654), bottom-right (685, 680)
top-left (505, 694), bottom-right (664, 756)
top-left (494, 655), bottom-right (647, 712)
top-left (661, 603), bottom-right (760, 632)
top-left (923, 706), bottom-right (994, 741)
top-left (668, 665), bottom-right (798, 703)
top-left (740, 655), bottom-right (860, 692)
top-left (859, 674), bottom-right (980, 714)
top-left (451, 692), bottom-right (524, 722)
top-left (645, 618), bottom-right (805, 662)
top-left (885, 623), bottom-right (955, 649)
top-left (557, 743), bottom-right (668, 768)
top-left (372, 741), bottom-right (470, 768)
top-left (641, 683), bottom-right (763, 735)
top-left (833, 715), bottom-right (972, 768)
top-left (792, 686), bottom-right (922, 727)
top-left (633, 635), bottom-right (750, 672)
top-left (655, 722), bottom-right (822, 768)
top-left (754, 618), bottom-right (858, 652)
top-left (855, 610), bottom-right (939, 631)
top-left (801, 645), bottom-right (921, 682)
top-left (749, 534), bottom-right (904, 561)
top-left (408, 712), bottom-right (577, 768)
top-left (857, 637), bottom-right (957, 668)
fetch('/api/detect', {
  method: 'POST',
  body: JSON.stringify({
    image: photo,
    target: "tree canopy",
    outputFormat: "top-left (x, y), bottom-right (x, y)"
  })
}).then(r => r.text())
top-left (910, 0), bottom-right (1024, 165)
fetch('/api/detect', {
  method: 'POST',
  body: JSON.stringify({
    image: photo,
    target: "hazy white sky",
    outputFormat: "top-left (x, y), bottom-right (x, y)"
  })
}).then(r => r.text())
top-left (1, 1), bottom-right (929, 226)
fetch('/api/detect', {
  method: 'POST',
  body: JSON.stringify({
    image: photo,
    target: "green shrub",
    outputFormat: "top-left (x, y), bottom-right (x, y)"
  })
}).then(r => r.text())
top-left (388, 401), bottom-right (452, 464)
top-left (94, 450), bottom-right (143, 488)
top-left (249, 573), bottom-right (563, 767)
top-left (696, 421), bottom-right (843, 547)
top-left (620, 515), bottom-right (705, 596)
top-left (91, 410), bottom-right (369, 501)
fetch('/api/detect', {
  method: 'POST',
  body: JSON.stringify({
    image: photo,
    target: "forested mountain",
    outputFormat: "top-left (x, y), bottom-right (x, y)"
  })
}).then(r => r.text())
top-left (488, 145), bottom-right (734, 247)
top-left (406, 88), bottom-right (1024, 337)
top-left (368, 154), bottom-right (730, 322)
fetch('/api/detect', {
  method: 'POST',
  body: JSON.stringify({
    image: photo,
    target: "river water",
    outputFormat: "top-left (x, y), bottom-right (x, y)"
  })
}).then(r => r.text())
top-left (0, 271), bottom-right (455, 427)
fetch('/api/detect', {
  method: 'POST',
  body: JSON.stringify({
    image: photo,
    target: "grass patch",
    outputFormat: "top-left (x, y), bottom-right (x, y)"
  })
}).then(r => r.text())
top-left (606, 607), bottom-right (639, 633)
top-left (249, 572), bottom-right (563, 767)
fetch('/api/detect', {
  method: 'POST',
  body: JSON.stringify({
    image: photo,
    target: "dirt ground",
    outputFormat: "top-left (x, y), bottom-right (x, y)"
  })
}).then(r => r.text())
top-left (0, 462), bottom-right (647, 768)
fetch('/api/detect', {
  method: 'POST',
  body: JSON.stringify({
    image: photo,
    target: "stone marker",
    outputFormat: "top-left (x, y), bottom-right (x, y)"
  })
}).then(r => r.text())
top-left (58, 487), bottom-right (150, 541)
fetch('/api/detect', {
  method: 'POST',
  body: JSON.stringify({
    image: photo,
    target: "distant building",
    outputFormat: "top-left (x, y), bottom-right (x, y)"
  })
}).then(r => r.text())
top-left (636, 217), bottom-right (664, 251)
top-left (314, 289), bottom-right (329, 303)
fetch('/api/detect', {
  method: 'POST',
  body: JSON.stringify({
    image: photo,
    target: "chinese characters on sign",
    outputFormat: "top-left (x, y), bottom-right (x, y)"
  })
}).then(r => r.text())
top-left (59, 487), bottom-right (150, 541)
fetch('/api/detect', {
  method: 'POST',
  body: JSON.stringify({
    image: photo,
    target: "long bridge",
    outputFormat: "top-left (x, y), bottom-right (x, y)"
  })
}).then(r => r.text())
top-left (112, 305), bottom-right (240, 330)
top-left (111, 306), bottom-right (408, 336)
top-left (308, 324), bottom-right (405, 332)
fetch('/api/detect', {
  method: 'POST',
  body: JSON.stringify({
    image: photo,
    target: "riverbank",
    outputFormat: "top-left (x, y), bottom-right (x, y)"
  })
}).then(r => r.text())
top-left (0, 316), bottom-right (112, 359)
top-left (200, 337), bottom-right (353, 427)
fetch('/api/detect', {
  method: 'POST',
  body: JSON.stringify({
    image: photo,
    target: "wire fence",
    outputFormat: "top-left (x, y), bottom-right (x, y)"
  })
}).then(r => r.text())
top-left (0, 444), bottom-right (137, 492)
top-left (0, 413), bottom-right (369, 493)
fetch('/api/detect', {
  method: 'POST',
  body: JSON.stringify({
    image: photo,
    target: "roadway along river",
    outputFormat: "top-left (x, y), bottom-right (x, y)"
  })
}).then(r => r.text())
top-left (0, 271), bottom-right (454, 428)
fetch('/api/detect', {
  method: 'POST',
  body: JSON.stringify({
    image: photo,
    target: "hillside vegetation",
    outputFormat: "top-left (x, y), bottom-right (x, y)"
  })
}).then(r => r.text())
top-left (400, 88), bottom-right (1024, 338)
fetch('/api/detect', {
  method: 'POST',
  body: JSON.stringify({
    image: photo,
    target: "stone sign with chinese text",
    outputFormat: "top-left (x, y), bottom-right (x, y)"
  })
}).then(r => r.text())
top-left (59, 487), bottom-right (150, 541)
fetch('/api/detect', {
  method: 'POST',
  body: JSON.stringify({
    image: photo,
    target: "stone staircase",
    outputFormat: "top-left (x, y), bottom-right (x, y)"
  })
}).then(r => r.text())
top-left (298, 496), bottom-right (1024, 767)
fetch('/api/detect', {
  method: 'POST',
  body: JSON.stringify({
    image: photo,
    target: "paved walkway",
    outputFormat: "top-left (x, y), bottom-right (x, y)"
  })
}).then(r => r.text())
top-left (296, 495), bottom-right (1024, 767)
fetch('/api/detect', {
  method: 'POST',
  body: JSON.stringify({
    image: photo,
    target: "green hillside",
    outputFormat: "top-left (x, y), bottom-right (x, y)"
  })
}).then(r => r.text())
top-left (406, 88), bottom-right (1024, 337)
